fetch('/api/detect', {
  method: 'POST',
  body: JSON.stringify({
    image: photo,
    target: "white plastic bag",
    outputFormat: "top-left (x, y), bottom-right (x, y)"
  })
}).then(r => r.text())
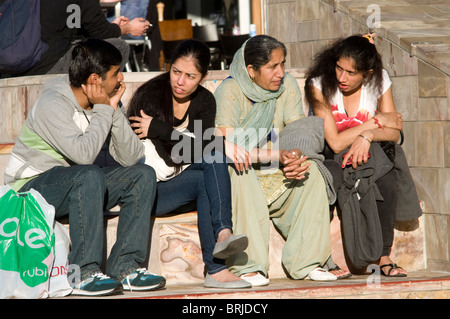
top-left (0, 185), bottom-right (55, 299)
top-left (49, 221), bottom-right (72, 297)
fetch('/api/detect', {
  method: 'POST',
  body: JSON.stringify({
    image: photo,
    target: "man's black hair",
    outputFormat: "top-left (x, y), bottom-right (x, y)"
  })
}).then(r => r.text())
top-left (69, 38), bottom-right (122, 87)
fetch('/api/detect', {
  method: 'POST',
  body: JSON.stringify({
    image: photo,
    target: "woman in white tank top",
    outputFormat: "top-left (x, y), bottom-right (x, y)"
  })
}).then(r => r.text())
top-left (304, 34), bottom-right (408, 278)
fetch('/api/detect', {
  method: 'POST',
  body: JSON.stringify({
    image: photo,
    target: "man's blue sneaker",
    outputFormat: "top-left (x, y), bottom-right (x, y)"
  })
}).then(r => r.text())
top-left (122, 268), bottom-right (166, 291)
top-left (72, 273), bottom-right (123, 296)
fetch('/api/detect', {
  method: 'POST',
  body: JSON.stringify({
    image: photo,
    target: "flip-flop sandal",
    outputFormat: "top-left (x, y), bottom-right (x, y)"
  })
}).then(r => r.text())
top-left (380, 263), bottom-right (407, 277)
top-left (328, 265), bottom-right (352, 279)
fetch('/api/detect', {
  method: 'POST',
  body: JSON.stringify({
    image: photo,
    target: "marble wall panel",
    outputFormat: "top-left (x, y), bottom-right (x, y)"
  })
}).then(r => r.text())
top-left (424, 213), bottom-right (449, 261)
top-left (26, 85), bottom-right (42, 114)
top-left (265, 3), bottom-right (280, 40)
top-left (418, 60), bottom-right (447, 98)
top-left (378, 39), bottom-right (418, 77)
top-left (289, 42), bottom-right (314, 70)
top-left (278, 2), bottom-right (298, 44)
top-left (295, 0), bottom-right (320, 22)
top-left (437, 168), bottom-right (450, 215)
top-left (391, 76), bottom-right (419, 121)
top-left (0, 86), bottom-right (27, 143)
top-left (414, 122), bottom-right (445, 168)
top-left (318, 3), bottom-right (352, 40)
top-left (410, 168), bottom-right (440, 215)
top-left (297, 20), bottom-right (320, 43)
top-left (445, 121), bottom-right (450, 168)
top-left (0, 88), bottom-right (13, 142)
top-left (392, 216), bottom-right (425, 271)
top-left (418, 97), bottom-right (448, 121)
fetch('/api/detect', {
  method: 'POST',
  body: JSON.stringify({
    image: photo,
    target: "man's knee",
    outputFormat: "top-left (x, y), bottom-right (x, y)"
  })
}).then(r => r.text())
top-left (128, 164), bottom-right (157, 188)
top-left (76, 165), bottom-right (106, 188)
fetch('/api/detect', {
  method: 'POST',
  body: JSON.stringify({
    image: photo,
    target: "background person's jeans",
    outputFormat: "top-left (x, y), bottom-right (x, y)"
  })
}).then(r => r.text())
top-left (19, 164), bottom-right (157, 281)
top-left (153, 152), bottom-right (233, 275)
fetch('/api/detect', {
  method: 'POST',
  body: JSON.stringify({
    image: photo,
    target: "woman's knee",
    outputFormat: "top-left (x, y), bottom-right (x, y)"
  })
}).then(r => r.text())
top-left (202, 151), bottom-right (227, 165)
top-left (190, 169), bottom-right (206, 191)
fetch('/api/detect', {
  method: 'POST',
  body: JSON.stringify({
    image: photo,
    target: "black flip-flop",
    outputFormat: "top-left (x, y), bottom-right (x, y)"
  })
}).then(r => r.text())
top-left (380, 263), bottom-right (407, 277)
top-left (328, 265), bottom-right (352, 279)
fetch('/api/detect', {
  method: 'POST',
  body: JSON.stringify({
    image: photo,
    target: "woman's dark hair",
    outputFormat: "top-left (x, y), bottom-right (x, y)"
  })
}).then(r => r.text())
top-left (69, 38), bottom-right (122, 87)
top-left (127, 72), bottom-right (172, 124)
top-left (128, 39), bottom-right (211, 172)
top-left (304, 35), bottom-right (384, 112)
top-left (170, 39), bottom-right (211, 77)
top-left (243, 35), bottom-right (287, 70)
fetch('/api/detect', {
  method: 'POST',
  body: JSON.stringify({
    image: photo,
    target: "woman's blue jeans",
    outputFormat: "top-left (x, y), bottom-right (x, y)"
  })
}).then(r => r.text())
top-left (19, 164), bottom-right (157, 281)
top-left (153, 152), bottom-right (233, 274)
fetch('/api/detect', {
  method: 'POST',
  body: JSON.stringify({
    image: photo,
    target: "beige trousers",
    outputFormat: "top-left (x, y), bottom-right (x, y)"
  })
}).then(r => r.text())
top-left (227, 161), bottom-right (331, 279)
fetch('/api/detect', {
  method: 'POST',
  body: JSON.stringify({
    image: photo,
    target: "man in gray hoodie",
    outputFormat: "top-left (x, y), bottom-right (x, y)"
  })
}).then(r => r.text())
top-left (4, 38), bottom-right (164, 296)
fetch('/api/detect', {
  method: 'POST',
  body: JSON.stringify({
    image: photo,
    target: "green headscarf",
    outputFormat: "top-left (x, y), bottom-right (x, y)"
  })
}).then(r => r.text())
top-left (226, 40), bottom-right (286, 151)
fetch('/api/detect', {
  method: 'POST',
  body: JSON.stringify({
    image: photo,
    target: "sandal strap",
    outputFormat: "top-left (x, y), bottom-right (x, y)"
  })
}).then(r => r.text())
top-left (380, 263), bottom-right (404, 276)
top-left (327, 265), bottom-right (342, 272)
top-left (380, 263), bottom-right (397, 269)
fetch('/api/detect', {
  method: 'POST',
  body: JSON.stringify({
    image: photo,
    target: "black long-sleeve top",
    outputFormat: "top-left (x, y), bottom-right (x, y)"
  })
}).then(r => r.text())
top-left (145, 74), bottom-right (220, 164)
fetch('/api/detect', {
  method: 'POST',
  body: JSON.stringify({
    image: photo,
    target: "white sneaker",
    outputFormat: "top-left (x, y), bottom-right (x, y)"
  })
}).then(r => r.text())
top-left (306, 267), bottom-right (337, 281)
top-left (240, 273), bottom-right (270, 287)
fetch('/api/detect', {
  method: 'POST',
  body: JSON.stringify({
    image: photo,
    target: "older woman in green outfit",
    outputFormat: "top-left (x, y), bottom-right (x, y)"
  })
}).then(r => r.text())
top-left (214, 35), bottom-right (336, 286)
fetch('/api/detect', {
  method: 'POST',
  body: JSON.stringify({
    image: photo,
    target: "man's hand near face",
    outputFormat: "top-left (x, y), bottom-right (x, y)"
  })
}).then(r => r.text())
top-left (81, 83), bottom-right (110, 107)
top-left (109, 81), bottom-right (126, 110)
top-left (81, 80), bottom-right (125, 110)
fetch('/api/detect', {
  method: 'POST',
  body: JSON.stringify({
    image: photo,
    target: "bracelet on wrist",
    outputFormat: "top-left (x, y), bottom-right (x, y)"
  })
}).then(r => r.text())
top-left (372, 117), bottom-right (384, 130)
top-left (358, 134), bottom-right (372, 144)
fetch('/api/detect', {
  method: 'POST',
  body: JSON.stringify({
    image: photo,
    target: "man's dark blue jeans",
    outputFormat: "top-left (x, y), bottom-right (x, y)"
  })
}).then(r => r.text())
top-left (20, 163), bottom-right (157, 281)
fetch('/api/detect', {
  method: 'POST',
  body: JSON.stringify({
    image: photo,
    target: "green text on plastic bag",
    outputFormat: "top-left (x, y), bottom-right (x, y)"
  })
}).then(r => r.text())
top-left (0, 189), bottom-right (55, 287)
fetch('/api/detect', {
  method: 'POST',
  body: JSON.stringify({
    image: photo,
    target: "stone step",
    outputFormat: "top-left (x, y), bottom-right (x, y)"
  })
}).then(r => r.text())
top-left (102, 207), bottom-right (426, 286)
top-left (64, 270), bottom-right (450, 300)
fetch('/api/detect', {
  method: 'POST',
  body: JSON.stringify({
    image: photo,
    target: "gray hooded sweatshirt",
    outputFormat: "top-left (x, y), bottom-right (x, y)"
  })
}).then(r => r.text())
top-left (4, 75), bottom-right (144, 191)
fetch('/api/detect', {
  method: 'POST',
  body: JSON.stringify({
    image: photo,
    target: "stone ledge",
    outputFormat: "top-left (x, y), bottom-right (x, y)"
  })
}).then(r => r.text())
top-left (65, 271), bottom-right (450, 299)
top-left (100, 208), bottom-right (425, 286)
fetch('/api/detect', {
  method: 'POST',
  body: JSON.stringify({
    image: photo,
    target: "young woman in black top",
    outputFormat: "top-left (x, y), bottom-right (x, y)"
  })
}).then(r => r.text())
top-left (128, 39), bottom-right (250, 289)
